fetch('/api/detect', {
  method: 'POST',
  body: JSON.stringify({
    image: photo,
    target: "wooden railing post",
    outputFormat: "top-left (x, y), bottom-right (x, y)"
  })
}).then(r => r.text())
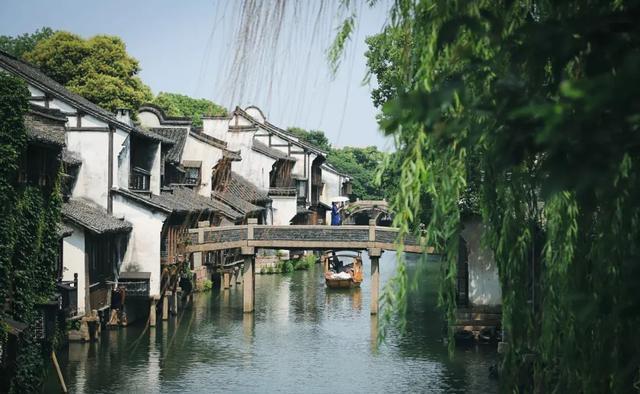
top-left (369, 218), bottom-right (376, 245)
top-left (247, 218), bottom-right (257, 245)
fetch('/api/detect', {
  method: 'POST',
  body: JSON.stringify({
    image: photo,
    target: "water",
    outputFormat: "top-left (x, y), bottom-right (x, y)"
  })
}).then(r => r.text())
top-left (46, 252), bottom-right (498, 393)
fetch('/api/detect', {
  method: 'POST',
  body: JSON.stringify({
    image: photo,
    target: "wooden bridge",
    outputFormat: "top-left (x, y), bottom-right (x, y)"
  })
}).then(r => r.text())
top-left (187, 219), bottom-right (429, 316)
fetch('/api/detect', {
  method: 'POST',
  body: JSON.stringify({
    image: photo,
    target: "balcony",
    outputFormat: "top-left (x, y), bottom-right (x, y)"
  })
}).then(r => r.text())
top-left (129, 167), bottom-right (151, 192)
top-left (56, 275), bottom-right (79, 318)
top-left (117, 272), bottom-right (151, 298)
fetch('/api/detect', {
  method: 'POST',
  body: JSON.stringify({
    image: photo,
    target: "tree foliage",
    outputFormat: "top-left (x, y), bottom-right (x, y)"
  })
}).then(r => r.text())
top-left (152, 92), bottom-right (228, 127)
top-left (0, 27), bottom-right (55, 59)
top-left (23, 31), bottom-right (152, 112)
top-left (287, 127), bottom-right (332, 151)
top-left (328, 146), bottom-right (386, 200)
top-left (369, 0), bottom-right (640, 392)
top-left (364, 26), bottom-right (413, 108)
top-left (285, 126), bottom-right (387, 200)
top-left (0, 73), bottom-right (63, 392)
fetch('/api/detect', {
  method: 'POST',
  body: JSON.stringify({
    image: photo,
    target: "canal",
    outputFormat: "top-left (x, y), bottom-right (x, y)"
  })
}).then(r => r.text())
top-left (46, 252), bottom-right (498, 393)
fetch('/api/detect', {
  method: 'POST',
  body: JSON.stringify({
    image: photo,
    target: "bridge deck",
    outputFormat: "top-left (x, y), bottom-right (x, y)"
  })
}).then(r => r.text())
top-left (186, 223), bottom-right (429, 254)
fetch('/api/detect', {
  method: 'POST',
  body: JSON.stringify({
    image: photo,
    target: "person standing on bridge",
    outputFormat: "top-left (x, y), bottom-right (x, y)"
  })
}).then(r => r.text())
top-left (331, 202), bottom-right (342, 226)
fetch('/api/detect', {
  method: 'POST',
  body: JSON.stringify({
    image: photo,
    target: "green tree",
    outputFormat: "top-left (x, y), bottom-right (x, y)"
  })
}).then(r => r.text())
top-left (23, 32), bottom-right (152, 112)
top-left (0, 27), bottom-right (55, 58)
top-left (0, 73), bottom-right (63, 392)
top-left (327, 146), bottom-right (386, 200)
top-left (364, 25), bottom-right (413, 108)
top-left (368, 1), bottom-right (640, 392)
top-left (286, 127), bottom-right (332, 151)
top-left (151, 92), bottom-right (227, 127)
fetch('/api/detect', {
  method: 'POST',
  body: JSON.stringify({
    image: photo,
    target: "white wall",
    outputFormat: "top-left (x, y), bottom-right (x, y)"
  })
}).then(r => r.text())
top-left (271, 196), bottom-right (297, 225)
top-left (321, 169), bottom-right (339, 205)
top-left (113, 195), bottom-right (168, 297)
top-left (182, 135), bottom-right (225, 197)
top-left (137, 111), bottom-right (161, 127)
top-left (66, 131), bottom-right (110, 209)
top-left (235, 145), bottom-right (275, 191)
top-left (202, 117), bottom-right (233, 141)
top-left (150, 141), bottom-right (162, 195)
top-left (117, 132), bottom-right (131, 191)
top-left (461, 219), bottom-right (502, 307)
top-left (62, 224), bottom-right (86, 315)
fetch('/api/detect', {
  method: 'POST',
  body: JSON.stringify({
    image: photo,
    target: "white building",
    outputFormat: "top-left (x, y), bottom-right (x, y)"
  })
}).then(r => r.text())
top-left (0, 51), bottom-right (240, 318)
top-left (200, 105), bottom-right (351, 225)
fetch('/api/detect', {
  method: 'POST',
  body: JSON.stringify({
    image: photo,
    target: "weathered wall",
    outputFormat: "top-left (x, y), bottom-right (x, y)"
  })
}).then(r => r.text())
top-left (62, 224), bottom-right (86, 315)
top-left (461, 219), bottom-right (502, 307)
top-left (66, 131), bottom-right (110, 208)
top-left (113, 195), bottom-right (168, 297)
top-left (137, 110), bottom-right (161, 127)
top-left (270, 196), bottom-right (297, 225)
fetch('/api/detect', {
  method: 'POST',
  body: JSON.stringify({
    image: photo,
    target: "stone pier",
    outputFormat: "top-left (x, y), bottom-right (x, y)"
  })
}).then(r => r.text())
top-left (369, 247), bottom-right (382, 315)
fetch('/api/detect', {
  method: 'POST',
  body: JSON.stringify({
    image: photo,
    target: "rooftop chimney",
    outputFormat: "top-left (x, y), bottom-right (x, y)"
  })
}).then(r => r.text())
top-left (115, 108), bottom-right (133, 126)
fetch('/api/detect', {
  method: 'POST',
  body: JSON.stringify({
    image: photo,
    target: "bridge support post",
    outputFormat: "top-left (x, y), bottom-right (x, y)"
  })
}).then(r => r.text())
top-left (162, 293), bottom-right (169, 320)
top-left (242, 246), bottom-right (255, 313)
top-left (149, 296), bottom-right (158, 327)
top-left (223, 272), bottom-right (231, 289)
top-left (369, 248), bottom-right (382, 315)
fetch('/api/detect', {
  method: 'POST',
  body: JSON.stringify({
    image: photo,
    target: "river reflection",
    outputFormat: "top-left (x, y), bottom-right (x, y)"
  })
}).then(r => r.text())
top-left (46, 252), bottom-right (498, 393)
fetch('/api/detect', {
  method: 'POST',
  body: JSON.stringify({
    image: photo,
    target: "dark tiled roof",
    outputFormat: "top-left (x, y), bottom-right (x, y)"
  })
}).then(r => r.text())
top-left (252, 140), bottom-right (295, 162)
top-left (322, 162), bottom-right (350, 178)
top-left (213, 191), bottom-right (263, 216)
top-left (113, 187), bottom-right (243, 221)
top-left (57, 223), bottom-right (74, 238)
top-left (0, 51), bottom-right (122, 126)
top-left (228, 172), bottom-right (270, 203)
top-left (234, 106), bottom-right (326, 155)
top-left (0, 51), bottom-right (168, 147)
top-left (24, 106), bottom-right (66, 147)
top-left (188, 130), bottom-right (242, 161)
top-left (149, 127), bottom-right (188, 163)
top-left (133, 127), bottom-right (175, 145)
top-left (189, 130), bottom-right (227, 149)
top-left (62, 199), bottom-right (132, 234)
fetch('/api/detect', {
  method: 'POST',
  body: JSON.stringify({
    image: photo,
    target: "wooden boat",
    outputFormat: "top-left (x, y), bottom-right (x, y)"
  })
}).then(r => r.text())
top-left (321, 251), bottom-right (363, 289)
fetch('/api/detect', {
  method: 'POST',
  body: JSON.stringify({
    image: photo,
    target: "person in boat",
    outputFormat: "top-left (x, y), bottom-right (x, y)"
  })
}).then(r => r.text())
top-left (331, 202), bottom-right (342, 226)
top-left (330, 251), bottom-right (343, 272)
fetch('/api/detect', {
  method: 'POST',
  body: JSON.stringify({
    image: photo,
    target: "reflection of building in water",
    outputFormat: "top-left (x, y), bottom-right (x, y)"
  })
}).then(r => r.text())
top-left (352, 288), bottom-right (362, 311)
top-left (454, 217), bottom-right (502, 341)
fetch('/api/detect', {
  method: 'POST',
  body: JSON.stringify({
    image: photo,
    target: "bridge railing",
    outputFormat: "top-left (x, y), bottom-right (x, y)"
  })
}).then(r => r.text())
top-left (187, 219), bottom-right (427, 253)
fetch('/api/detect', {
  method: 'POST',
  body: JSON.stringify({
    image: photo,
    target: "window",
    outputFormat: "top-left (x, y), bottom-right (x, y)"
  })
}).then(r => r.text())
top-left (185, 166), bottom-right (201, 185)
top-left (130, 167), bottom-right (150, 191)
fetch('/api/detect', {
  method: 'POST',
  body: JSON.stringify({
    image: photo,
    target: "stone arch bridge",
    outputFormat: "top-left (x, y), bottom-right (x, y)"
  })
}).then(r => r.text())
top-left (186, 219), bottom-right (428, 315)
top-left (343, 200), bottom-right (393, 226)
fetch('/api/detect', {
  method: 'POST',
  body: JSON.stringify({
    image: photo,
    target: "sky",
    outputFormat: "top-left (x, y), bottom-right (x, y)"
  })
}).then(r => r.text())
top-left (0, 0), bottom-right (393, 150)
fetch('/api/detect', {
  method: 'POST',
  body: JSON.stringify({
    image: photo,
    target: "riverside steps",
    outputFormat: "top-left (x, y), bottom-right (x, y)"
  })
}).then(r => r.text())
top-left (187, 219), bottom-right (429, 314)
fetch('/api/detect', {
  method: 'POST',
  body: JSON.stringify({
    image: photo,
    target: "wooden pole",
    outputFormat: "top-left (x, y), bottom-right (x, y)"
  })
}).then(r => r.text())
top-left (51, 351), bottom-right (68, 393)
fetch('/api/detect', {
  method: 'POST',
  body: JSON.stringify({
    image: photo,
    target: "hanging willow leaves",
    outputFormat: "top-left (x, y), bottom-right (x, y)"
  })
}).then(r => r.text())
top-left (370, 0), bottom-right (640, 392)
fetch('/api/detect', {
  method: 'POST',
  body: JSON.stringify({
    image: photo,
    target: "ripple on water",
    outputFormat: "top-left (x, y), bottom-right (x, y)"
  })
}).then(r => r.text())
top-left (46, 253), bottom-right (498, 393)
